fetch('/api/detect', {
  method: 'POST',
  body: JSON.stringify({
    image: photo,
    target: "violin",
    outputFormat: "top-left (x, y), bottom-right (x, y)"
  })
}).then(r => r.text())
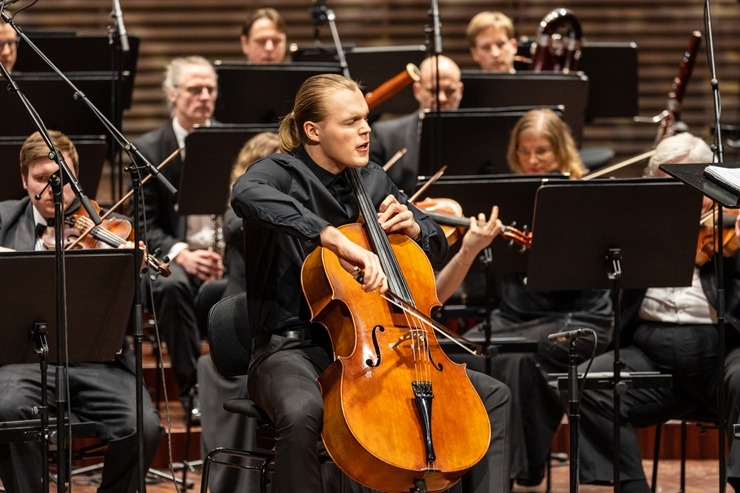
top-left (414, 196), bottom-right (533, 250)
top-left (696, 207), bottom-right (739, 266)
top-left (43, 200), bottom-right (171, 277)
top-left (302, 168), bottom-right (490, 492)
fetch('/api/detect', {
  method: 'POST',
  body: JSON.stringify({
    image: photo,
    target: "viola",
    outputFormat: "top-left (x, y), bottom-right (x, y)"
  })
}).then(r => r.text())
top-left (696, 207), bottom-right (739, 267)
top-left (414, 196), bottom-right (532, 250)
top-left (43, 200), bottom-right (171, 277)
top-left (301, 169), bottom-right (490, 492)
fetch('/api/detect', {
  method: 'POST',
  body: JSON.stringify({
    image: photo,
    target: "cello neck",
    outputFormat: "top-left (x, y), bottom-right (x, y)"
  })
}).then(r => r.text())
top-left (346, 167), bottom-right (414, 303)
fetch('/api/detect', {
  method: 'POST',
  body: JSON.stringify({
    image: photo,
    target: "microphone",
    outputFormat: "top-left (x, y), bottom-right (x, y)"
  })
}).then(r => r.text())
top-left (111, 0), bottom-right (130, 53)
top-left (547, 328), bottom-right (593, 343)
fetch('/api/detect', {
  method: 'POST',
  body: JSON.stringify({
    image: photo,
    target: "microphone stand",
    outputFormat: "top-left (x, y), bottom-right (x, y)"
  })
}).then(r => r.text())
top-left (703, 1), bottom-right (727, 491)
top-left (310, 0), bottom-right (350, 78)
top-left (0, 28), bottom-right (98, 493)
top-left (107, 0), bottom-right (130, 201)
top-left (423, 0), bottom-right (443, 179)
top-left (1, 11), bottom-right (178, 493)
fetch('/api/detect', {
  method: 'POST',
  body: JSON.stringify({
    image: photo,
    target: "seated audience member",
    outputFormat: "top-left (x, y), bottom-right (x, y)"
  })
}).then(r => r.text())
top-left (240, 7), bottom-right (287, 64)
top-left (466, 11), bottom-right (517, 73)
top-left (0, 130), bottom-right (162, 493)
top-left (576, 132), bottom-right (740, 493)
top-left (370, 54), bottom-right (463, 194)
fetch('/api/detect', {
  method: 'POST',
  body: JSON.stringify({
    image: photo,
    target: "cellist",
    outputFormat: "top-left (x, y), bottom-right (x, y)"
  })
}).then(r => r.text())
top-left (231, 73), bottom-right (512, 493)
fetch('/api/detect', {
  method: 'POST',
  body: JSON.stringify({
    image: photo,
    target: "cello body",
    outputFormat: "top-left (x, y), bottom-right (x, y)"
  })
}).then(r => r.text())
top-left (302, 222), bottom-right (490, 493)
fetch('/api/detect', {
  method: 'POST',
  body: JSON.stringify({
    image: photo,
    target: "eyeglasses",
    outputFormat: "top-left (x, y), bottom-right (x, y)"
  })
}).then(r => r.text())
top-left (516, 147), bottom-right (553, 159)
top-left (0, 39), bottom-right (19, 50)
top-left (181, 85), bottom-right (217, 96)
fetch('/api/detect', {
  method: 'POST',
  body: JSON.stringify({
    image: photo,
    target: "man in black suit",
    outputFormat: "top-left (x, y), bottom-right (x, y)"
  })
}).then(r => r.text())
top-left (369, 54), bottom-right (463, 194)
top-left (134, 55), bottom-right (223, 415)
top-left (0, 130), bottom-right (162, 493)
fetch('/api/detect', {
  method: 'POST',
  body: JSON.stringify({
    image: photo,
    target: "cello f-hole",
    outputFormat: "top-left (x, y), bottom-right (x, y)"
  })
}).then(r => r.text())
top-left (366, 325), bottom-right (385, 368)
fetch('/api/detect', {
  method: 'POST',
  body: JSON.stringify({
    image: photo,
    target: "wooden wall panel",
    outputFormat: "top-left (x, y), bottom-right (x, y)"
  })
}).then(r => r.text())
top-left (4, 0), bottom-right (740, 170)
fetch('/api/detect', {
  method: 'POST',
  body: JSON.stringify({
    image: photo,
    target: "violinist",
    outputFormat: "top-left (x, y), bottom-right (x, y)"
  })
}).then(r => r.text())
top-left (0, 130), bottom-right (162, 493)
top-left (463, 107), bottom-right (612, 487)
top-left (370, 54), bottom-right (463, 194)
top-left (231, 74), bottom-right (512, 493)
top-left (576, 133), bottom-right (740, 493)
top-left (466, 11), bottom-right (518, 73)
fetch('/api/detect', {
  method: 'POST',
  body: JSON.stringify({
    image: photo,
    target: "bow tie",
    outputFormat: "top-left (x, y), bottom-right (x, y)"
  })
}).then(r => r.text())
top-left (35, 223), bottom-right (47, 238)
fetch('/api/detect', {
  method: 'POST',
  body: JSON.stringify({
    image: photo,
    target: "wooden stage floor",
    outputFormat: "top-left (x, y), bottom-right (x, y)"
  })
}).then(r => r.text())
top-left (37, 458), bottom-right (723, 493)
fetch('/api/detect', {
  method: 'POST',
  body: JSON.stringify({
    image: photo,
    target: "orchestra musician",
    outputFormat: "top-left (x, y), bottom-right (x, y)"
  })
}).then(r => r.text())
top-left (134, 55), bottom-right (224, 419)
top-left (466, 11), bottom-right (518, 73)
top-left (463, 107), bottom-right (612, 487)
top-left (0, 130), bottom-right (162, 493)
top-left (240, 7), bottom-right (288, 64)
top-left (576, 133), bottom-right (740, 493)
top-left (231, 73), bottom-right (512, 493)
top-left (370, 54), bottom-right (463, 194)
top-left (0, 19), bottom-right (17, 73)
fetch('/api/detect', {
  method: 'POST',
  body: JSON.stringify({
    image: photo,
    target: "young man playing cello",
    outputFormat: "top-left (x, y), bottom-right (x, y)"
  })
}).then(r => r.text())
top-left (231, 73), bottom-right (511, 493)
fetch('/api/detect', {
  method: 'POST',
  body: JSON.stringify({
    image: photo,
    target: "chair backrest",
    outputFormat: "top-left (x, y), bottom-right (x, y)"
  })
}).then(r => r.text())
top-left (207, 291), bottom-right (250, 378)
top-left (195, 278), bottom-right (229, 336)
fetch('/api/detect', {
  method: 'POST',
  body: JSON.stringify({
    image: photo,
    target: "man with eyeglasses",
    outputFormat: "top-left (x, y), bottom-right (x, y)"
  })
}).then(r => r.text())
top-left (133, 55), bottom-right (223, 420)
top-left (0, 19), bottom-right (18, 73)
top-left (369, 55), bottom-right (463, 195)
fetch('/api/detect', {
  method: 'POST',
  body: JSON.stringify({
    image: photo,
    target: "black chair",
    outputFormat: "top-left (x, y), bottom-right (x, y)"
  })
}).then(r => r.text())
top-left (199, 292), bottom-right (279, 493)
top-left (200, 292), bottom-right (346, 493)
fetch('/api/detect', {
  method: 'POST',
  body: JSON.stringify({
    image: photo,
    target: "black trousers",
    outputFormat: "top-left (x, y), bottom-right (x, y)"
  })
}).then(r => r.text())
top-left (0, 356), bottom-right (162, 493)
top-left (578, 323), bottom-right (740, 484)
top-left (247, 342), bottom-right (512, 493)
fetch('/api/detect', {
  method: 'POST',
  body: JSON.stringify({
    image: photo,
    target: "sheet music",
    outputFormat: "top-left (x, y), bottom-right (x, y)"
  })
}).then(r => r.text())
top-left (704, 165), bottom-right (740, 195)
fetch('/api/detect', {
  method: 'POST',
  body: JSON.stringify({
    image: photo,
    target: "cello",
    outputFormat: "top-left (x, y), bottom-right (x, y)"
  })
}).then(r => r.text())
top-left (301, 167), bottom-right (490, 492)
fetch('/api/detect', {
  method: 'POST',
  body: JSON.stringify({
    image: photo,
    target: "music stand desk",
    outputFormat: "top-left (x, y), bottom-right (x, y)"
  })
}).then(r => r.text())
top-left (0, 249), bottom-right (135, 365)
top-left (526, 178), bottom-right (702, 291)
top-left (578, 42), bottom-right (639, 120)
top-left (660, 162), bottom-right (740, 208)
top-left (213, 62), bottom-right (342, 124)
top-left (291, 44), bottom-right (427, 117)
top-left (177, 125), bottom-right (277, 216)
top-left (421, 174), bottom-right (568, 274)
top-left (0, 73), bottom-right (124, 137)
top-left (459, 71), bottom-right (589, 145)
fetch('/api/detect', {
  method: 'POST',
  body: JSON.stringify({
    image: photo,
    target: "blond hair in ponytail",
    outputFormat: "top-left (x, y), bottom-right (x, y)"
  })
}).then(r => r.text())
top-left (278, 74), bottom-right (361, 153)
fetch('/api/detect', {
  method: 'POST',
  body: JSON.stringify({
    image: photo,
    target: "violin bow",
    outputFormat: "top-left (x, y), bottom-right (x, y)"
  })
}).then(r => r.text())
top-left (408, 165), bottom-right (447, 203)
top-left (65, 147), bottom-right (182, 250)
top-left (382, 147), bottom-right (407, 171)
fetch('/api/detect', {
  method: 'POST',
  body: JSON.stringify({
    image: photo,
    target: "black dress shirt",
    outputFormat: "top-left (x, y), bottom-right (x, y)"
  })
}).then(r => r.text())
top-left (230, 148), bottom-right (448, 355)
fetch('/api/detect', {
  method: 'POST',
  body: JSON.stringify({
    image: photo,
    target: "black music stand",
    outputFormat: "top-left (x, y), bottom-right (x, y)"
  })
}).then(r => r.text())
top-left (417, 107), bottom-right (562, 178)
top-left (14, 35), bottom-right (139, 109)
top-left (176, 125), bottom-right (277, 216)
top-left (213, 62), bottom-right (342, 124)
top-left (0, 74), bottom-right (123, 137)
top-left (0, 250), bottom-right (135, 491)
top-left (292, 44), bottom-right (427, 118)
top-left (0, 136), bottom-right (107, 201)
top-left (661, 162), bottom-right (740, 492)
top-left (578, 42), bottom-right (639, 120)
top-left (459, 71), bottom-right (589, 145)
top-left (525, 178), bottom-right (702, 492)
top-left (420, 175), bottom-right (568, 376)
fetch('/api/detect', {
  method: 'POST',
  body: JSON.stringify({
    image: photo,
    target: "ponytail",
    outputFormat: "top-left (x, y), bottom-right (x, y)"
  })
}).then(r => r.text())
top-left (279, 111), bottom-right (301, 153)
